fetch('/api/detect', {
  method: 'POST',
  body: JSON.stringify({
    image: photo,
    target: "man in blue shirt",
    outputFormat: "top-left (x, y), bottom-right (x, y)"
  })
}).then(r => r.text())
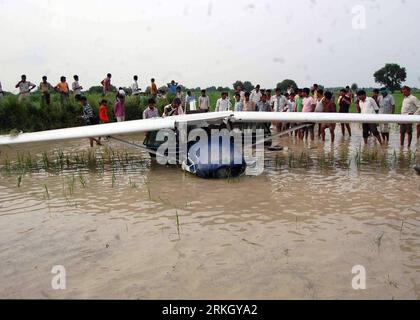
top-left (167, 80), bottom-right (178, 94)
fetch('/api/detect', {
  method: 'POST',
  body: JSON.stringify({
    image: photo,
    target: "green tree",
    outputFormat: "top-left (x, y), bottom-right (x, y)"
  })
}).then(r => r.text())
top-left (374, 63), bottom-right (407, 92)
top-left (242, 81), bottom-right (255, 92)
top-left (233, 81), bottom-right (244, 90)
top-left (351, 83), bottom-right (358, 92)
top-left (276, 79), bottom-right (298, 93)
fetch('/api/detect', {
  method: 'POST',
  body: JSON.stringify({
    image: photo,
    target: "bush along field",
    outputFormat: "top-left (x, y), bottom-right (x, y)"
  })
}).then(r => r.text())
top-left (0, 90), bottom-right (418, 134)
top-left (0, 92), bottom-right (175, 134)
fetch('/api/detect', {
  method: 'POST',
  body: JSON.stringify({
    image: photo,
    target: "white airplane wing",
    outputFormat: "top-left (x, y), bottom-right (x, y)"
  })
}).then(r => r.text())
top-left (231, 112), bottom-right (420, 124)
top-left (1, 111), bottom-right (419, 146)
top-left (0, 112), bottom-right (232, 146)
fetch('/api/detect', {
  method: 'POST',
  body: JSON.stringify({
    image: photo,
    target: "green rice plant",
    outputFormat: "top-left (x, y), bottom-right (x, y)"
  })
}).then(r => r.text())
top-left (67, 174), bottom-right (75, 195)
top-left (17, 175), bottom-right (22, 187)
top-left (44, 184), bottom-right (50, 200)
top-left (111, 170), bottom-right (117, 187)
top-left (78, 173), bottom-right (87, 188)
top-left (175, 210), bottom-right (181, 239)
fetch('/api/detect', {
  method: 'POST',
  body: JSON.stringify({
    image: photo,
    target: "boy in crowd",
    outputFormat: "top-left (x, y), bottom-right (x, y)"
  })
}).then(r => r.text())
top-left (176, 86), bottom-right (186, 110)
top-left (15, 75), bottom-right (36, 101)
top-left (235, 86), bottom-right (245, 102)
top-left (185, 90), bottom-right (196, 111)
top-left (357, 90), bottom-right (382, 145)
top-left (255, 93), bottom-right (272, 112)
top-left (301, 88), bottom-right (316, 141)
top-left (295, 89), bottom-right (303, 112)
top-left (72, 75), bottom-right (83, 101)
top-left (243, 92), bottom-right (255, 112)
top-left (99, 99), bottom-right (109, 124)
top-left (234, 93), bottom-right (243, 111)
top-left (321, 91), bottom-right (336, 143)
top-left (39, 76), bottom-right (53, 107)
top-left (338, 88), bottom-right (352, 137)
top-left (80, 96), bottom-right (101, 147)
top-left (114, 92), bottom-right (125, 122)
top-left (143, 98), bottom-right (160, 119)
top-left (215, 92), bottom-right (232, 112)
top-left (199, 89), bottom-right (210, 112)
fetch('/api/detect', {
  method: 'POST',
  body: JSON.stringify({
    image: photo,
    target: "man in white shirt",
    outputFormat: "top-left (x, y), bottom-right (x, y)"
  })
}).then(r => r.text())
top-left (72, 75), bottom-right (83, 101)
top-left (271, 88), bottom-right (288, 132)
top-left (357, 90), bottom-right (382, 145)
top-left (199, 89), bottom-right (210, 112)
top-left (250, 85), bottom-right (262, 104)
top-left (400, 86), bottom-right (420, 147)
top-left (15, 75), bottom-right (36, 101)
top-left (215, 92), bottom-right (232, 112)
top-left (131, 75), bottom-right (141, 96)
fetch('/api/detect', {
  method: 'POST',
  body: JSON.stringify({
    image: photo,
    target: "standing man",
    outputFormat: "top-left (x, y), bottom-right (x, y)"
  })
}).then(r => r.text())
top-left (80, 96), bottom-right (101, 147)
top-left (357, 90), bottom-right (382, 145)
top-left (39, 76), bottom-right (53, 107)
top-left (151, 78), bottom-right (158, 98)
top-left (338, 88), bottom-right (352, 137)
top-left (72, 75), bottom-right (83, 101)
top-left (321, 91), bottom-right (337, 143)
top-left (185, 90), bottom-right (197, 111)
top-left (56, 76), bottom-right (70, 106)
top-left (15, 75), bottom-right (36, 101)
top-left (234, 93), bottom-right (243, 111)
top-left (167, 80), bottom-right (178, 94)
top-left (215, 92), bottom-right (232, 112)
top-left (272, 88), bottom-right (287, 132)
top-left (243, 92), bottom-right (255, 112)
top-left (312, 84), bottom-right (320, 103)
top-left (255, 93), bottom-right (272, 112)
top-left (301, 88), bottom-right (316, 141)
top-left (132, 75), bottom-right (141, 96)
top-left (400, 86), bottom-right (420, 147)
top-left (250, 85), bottom-right (262, 104)
top-left (101, 73), bottom-right (112, 96)
top-left (114, 93), bottom-right (125, 122)
top-left (295, 89), bottom-right (304, 113)
top-left (377, 88), bottom-right (395, 142)
top-left (176, 86), bottom-right (186, 110)
top-left (199, 89), bottom-right (210, 112)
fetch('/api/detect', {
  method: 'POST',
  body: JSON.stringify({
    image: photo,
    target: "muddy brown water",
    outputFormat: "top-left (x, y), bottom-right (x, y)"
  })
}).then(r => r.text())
top-left (0, 125), bottom-right (419, 299)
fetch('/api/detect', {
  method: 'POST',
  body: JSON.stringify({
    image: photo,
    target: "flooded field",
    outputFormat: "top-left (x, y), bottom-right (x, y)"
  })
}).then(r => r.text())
top-left (0, 124), bottom-right (419, 299)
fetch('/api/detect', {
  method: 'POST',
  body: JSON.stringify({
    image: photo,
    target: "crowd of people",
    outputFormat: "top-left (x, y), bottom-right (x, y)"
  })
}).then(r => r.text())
top-left (1, 75), bottom-right (420, 148)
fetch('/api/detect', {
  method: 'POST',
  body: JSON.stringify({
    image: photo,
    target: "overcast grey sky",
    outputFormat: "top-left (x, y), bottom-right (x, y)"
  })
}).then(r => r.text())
top-left (1, 0), bottom-right (419, 92)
